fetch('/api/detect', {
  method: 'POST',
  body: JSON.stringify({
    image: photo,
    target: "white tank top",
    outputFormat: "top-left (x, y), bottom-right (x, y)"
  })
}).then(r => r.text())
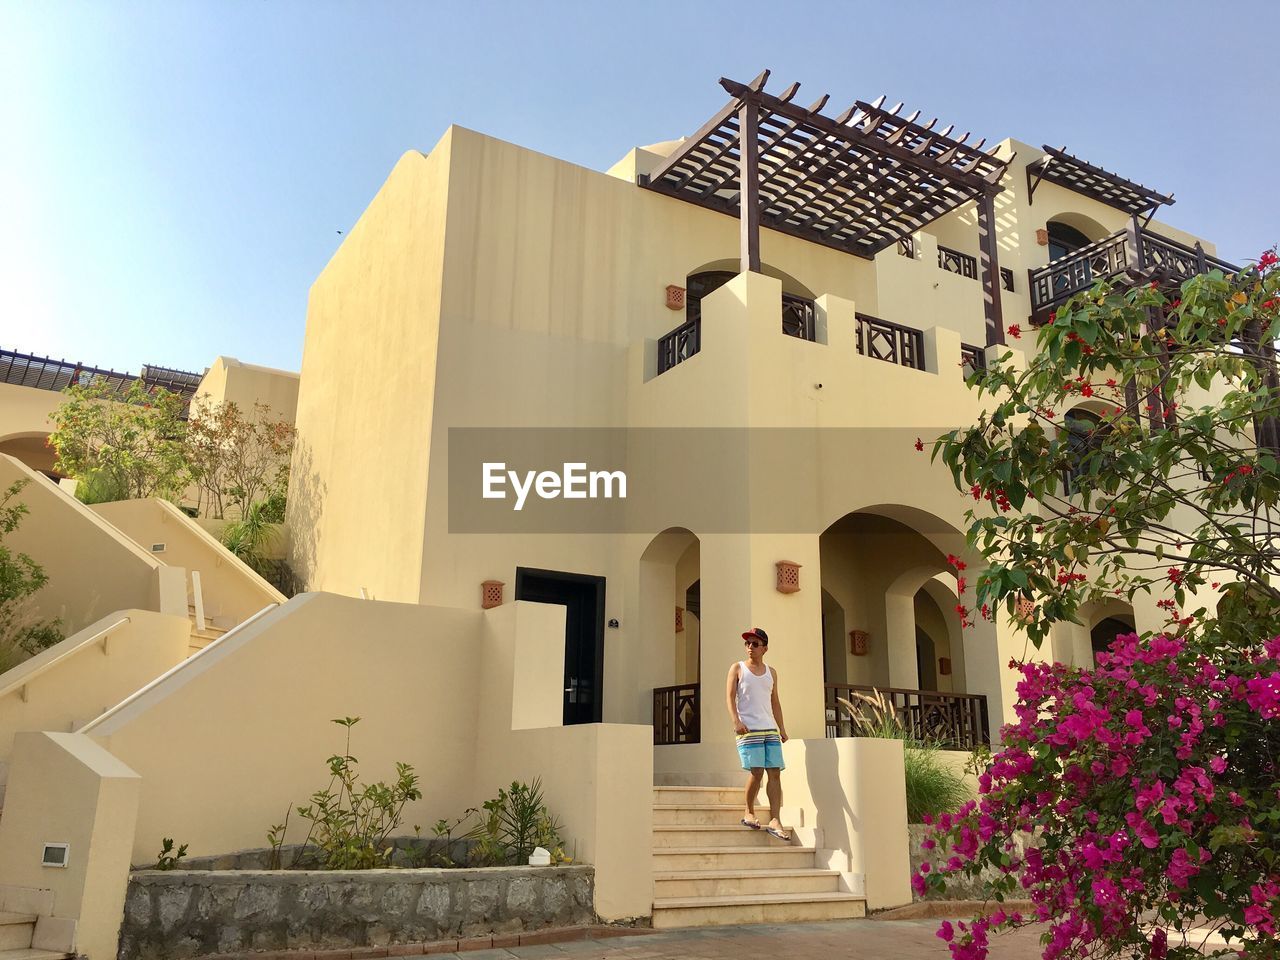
top-left (735, 662), bottom-right (776, 731)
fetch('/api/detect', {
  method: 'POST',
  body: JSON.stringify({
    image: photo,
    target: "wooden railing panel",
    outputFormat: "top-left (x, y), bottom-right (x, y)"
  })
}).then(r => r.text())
top-left (653, 683), bottom-right (700, 745)
top-left (855, 313), bottom-right (926, 371)
top-left (824, 683), bottom-right (990, 749)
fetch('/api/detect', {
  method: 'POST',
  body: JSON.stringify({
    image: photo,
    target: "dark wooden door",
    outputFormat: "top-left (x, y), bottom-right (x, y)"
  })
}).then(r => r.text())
top-left (515, 568), bottom-right (606, 725)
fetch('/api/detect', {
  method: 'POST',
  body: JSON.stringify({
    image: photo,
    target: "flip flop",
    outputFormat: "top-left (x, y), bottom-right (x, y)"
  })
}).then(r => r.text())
top-left (766, 826), bottom-right (792, 842)
top-left (741, 817), bottom-right (762, 830)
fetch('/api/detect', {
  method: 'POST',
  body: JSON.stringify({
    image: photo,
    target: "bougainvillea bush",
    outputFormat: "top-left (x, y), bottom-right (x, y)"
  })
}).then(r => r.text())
top-left (923, 251), bottom-right (1280, 958)
top-left (916, 624), bottom-right (1280, 958)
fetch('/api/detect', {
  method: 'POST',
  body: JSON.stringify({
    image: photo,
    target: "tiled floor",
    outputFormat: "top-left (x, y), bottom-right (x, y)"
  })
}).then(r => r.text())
top-left (423, 920), bottom-right (1045, 959)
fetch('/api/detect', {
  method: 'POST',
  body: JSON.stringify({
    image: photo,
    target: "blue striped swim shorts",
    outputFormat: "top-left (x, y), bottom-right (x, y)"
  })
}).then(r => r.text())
top-left (736, 729), bottom-right (785, 770)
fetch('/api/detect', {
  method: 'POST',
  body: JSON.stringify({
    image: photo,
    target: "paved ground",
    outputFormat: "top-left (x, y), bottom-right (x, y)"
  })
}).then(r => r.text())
top-left (436, 920), bottom-right (1044, 959)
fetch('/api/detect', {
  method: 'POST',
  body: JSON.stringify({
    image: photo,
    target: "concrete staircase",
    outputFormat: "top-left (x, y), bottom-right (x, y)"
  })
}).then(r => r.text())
top-left (0, 889), bottom-right (74, 960)
top-left (651, 785), bottom-right (866, 928)
top-left (187, 603), bottom-right (228, 653)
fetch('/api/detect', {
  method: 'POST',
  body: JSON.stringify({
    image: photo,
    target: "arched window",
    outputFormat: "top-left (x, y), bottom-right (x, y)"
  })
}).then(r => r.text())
top-left (1047, 221), bottom-right (1093, 262)
top-left (685, 271), bottom-right (737, 324)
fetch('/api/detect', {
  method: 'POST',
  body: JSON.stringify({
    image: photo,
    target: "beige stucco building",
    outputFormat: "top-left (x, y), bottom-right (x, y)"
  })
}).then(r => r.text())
top-left (0, 72), bottom-right (1243, 954)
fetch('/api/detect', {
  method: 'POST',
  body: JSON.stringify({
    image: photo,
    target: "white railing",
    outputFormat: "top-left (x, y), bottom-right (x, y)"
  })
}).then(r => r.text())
top-left (78, 603), bottom-right (278, 734)
top-left (0, 616), bottom-right (132, 704)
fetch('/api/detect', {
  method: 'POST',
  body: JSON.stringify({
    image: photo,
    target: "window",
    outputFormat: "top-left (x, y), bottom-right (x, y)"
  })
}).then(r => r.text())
top-left (1047, 221), bottom-right (1093, 263)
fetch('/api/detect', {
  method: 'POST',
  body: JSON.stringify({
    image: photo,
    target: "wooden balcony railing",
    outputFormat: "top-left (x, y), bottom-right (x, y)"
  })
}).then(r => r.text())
top-left (960, 342), bottom-right (986, 377)
top-left (653, 683), bottom-right (700, 744)
top-left (1029, 225), bottom-right (1238, 316)
top-left (856, 313), bottom-right (926, 371)
top-left (657, 318), bottom-right (701, 374)
top-left (937, 244), bottom-right (978, 280)
top-left (824, 683), bottom-right (990, 750)
top-left (781, 293), bottom-right (817, 342)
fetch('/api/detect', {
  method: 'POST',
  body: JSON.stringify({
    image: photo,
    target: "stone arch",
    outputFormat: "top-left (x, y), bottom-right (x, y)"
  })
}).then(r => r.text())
top-left (684, 258), bottom-right (816, 301)
top-left (1045, 212), bottom-right (1111, 246)
top-left (638, 527), bottom-right (701, 731)
top-left (0, 431), bottom-right (60, 478)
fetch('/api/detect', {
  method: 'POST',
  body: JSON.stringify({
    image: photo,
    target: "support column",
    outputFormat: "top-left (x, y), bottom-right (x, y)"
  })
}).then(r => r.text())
top-left (738, 99), bottom-right (761, 275)
top-left (976, 190), bottom-right (1005, 347)
top-left (884, 592), bottom-right (920, 689)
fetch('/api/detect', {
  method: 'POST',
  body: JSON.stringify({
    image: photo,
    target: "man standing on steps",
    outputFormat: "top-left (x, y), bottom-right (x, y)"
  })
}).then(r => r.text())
top-left (725, 626), bottom-right (791, 841)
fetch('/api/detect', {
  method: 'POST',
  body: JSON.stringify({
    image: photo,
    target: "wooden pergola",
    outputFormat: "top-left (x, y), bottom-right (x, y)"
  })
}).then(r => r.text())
top-left (640, 71), bottom-right (1014, 345)
top-left (1025, 145), bottom-right (1174, 220)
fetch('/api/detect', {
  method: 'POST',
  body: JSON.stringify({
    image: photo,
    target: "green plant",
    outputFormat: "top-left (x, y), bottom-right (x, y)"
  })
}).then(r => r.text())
top-left (220, 498), bottom-right (280, 575)
top-left (0, 480), bottom-right (62, 669)
top-left (836, 692), bottom-right (970, 823)
top-left (288, 717), bottom-right (423, 870)
top-left (266, 810), bottom-right (290, 870)
top-left (186, 398), bottom-right (294, 519)
top-left (71, 467), bottom-right (130, 506)
top-left (467, 779), bottom-right (567, 865)
top-left (154, 838), bottom-right (188, 870)
top-left (49, 379), bottom-right (191, 501)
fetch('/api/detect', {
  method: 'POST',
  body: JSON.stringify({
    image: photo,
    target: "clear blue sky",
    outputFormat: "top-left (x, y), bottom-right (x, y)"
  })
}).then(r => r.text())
top-left (1, 1), bottom-right (1275, 376)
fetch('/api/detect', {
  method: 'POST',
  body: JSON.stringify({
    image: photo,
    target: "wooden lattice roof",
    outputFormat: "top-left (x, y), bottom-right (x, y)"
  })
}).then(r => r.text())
top-left (1026, 146), bottom-right (1174, 216)
top-left (639, 71), bottom-right (1012, 259)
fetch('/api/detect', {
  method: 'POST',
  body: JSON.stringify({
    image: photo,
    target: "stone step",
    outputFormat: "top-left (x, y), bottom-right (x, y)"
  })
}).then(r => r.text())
top-left (0, 915), bottom-right (34, 952)
top-left (652, 846), bottom-right (816, 872)
top-left (654, 868), bottom-right (843, 899)
top-left (652, 803), bottom-right (745, 826)
top-left (0, 950), bottom-right (74, 960)
top-left (652, 825), bottom-right (781, 848)
top-left (652, 891), bottom-right (866, 929)
top-left (652, 785), bottom-right (742, 806)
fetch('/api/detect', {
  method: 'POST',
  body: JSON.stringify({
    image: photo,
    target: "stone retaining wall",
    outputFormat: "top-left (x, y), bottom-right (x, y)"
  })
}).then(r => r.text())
top-left (119, 866), bottom-right (594, 960)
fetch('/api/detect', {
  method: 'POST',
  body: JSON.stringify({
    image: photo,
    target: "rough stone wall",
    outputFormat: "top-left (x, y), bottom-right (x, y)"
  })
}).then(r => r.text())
top-left (909, 824), bottom-right (1032, 901)
top-left (119, 866), bottom-right (594, 960)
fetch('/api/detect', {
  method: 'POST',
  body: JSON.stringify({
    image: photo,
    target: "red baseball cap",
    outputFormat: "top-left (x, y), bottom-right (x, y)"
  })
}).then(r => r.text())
top-left (741, 627), bottom-right (769, 644)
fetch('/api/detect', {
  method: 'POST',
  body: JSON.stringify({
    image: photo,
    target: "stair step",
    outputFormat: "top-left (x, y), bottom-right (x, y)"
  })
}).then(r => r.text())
top-left (653, 786), bottom-right (742, 806)
top-left (654, 868), bottom-right (842, 898)
top-left (652, 891), bottom-right (866, 929)
top-left (653, 803), bottom-right (745, 825)
top-left (653, 825), bottom-right (779, 848)
top-left (653, 846), bottom-right (815, 871)
top-left (0, 951), bottom-right (71, 960)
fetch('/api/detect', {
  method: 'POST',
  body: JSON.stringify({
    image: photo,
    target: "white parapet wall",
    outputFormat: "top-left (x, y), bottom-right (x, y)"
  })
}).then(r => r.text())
top-left (46, 591), bottom-right (655, 927)
top-left (0, 609), bottom-right (191, 796)
top-left (0, 731), bottom-right (142, 960)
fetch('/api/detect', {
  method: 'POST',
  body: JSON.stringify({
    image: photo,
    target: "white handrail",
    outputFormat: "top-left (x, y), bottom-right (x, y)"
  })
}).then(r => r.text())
top-left (0, 616), bottom-right (131, 703)
top-left (79, 603), bottom-right (278, 734)
top-left (191, 570), bottom-right (206, 631)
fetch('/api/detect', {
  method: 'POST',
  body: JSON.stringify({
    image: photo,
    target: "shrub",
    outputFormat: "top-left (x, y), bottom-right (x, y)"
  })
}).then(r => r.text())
top-left (467, 778), bottom-right (568, 866)
top-left (281, 717), bottom-right (423, 870)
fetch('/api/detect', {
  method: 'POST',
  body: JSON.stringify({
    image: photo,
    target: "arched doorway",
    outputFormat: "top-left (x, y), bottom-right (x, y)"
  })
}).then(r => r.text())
top-left (819, 507), bottom-right (985, 747)
top-left (640, 527), bottom-right (701, 744)
top-left (0, 432), bottom-right (61, 480)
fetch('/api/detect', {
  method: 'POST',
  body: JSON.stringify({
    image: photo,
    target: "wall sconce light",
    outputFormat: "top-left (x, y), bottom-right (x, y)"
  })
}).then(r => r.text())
top-left (850, 629), bottom-right (869, 656)
top-left (481, 580), bottom-right (505, 609)
top-left (665, 285), bottom-right (686, 311)
top-left (674, 606), bottom-right (684, 633)
top-left (938, 657), bottom-right (952, 676)
top-left (1035, 228), bottom-right (1049, 246)
top-left (775, 560), bottom-right (801, 594)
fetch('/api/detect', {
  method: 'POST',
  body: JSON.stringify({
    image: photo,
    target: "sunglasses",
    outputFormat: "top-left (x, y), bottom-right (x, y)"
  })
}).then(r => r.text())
top-left (743, 639), bottom-right (765, 648)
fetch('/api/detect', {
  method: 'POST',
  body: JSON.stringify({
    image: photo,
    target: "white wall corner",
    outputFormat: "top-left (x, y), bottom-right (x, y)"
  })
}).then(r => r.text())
top-left (923, 325), bottom-right (964, 379)
top-left (815, 293), bottom-right (857, 349)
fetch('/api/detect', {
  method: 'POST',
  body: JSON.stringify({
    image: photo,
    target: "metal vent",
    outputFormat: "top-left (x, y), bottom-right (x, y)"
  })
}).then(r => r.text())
top-left (150, 543), bottom-right (166, 553)
top-left (42, 842), bottom-right (69, 867)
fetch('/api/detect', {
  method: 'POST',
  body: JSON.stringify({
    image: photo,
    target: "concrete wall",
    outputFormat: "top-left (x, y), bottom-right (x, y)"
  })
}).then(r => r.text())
top-left (194, 357), bottom-right (300, 425)
top-left (0, 455), bottom-right (180, 634)
top-left (0, 610), bottom-right (190, 793)
top-left (0, 382), bottom-right (63, 476)
top-left (0, 731), bottom-right (141, 960)
top-left (92, 499), bottom-right (284, 627)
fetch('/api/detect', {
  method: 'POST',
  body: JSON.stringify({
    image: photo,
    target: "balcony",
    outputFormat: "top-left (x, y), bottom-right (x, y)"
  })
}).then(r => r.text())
top-left (1029, 224), bottom-right (1238, 320)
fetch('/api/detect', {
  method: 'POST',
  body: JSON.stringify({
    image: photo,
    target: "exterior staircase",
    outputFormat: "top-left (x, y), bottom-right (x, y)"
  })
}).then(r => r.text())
top-left (187, 603), bottom-right (228, 653)
top-left (651, 785), bottom-right (865, 928)
top-left (0, 889), bottom-right (74, 960)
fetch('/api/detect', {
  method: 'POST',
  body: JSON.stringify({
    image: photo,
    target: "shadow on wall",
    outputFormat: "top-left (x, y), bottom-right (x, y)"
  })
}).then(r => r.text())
top-left (285, 440), bottom-right (324, 593)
